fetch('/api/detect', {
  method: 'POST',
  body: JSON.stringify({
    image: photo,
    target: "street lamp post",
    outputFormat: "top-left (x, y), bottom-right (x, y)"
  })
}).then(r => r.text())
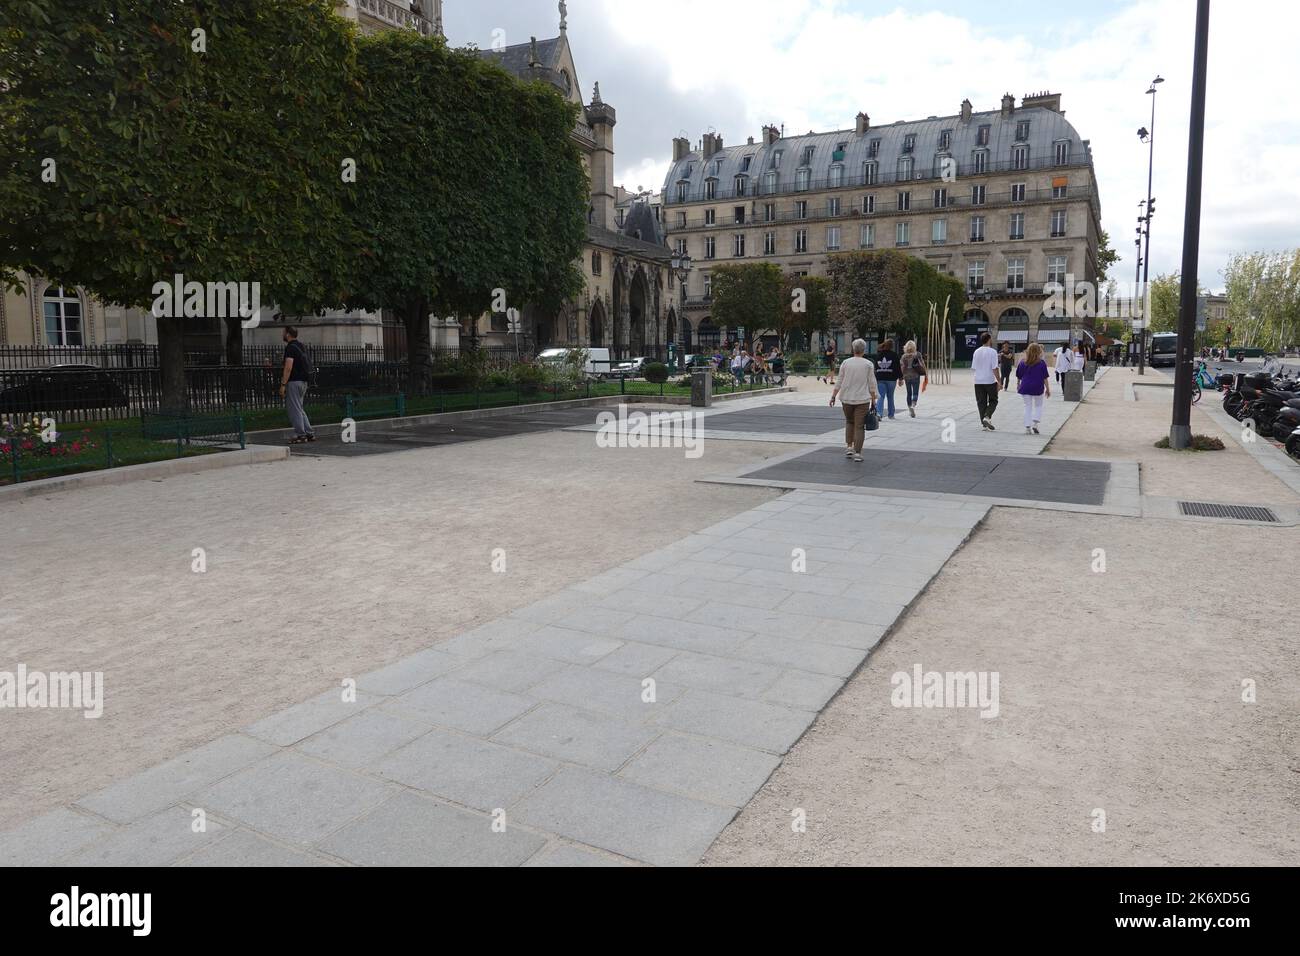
top-left (670, 251), bottom-right (692, 369)
top-left (1171, 0), bottom-right (1211, 449)
top-left (1136, 74), bottom-right (1163, 375)
top-left (1134, 223), bottom-right (1144, 370)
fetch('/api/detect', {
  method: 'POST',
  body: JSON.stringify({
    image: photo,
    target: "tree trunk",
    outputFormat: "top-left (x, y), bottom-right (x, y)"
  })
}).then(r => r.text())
top-left (224, 317), bottom-right (243, 366)
top-left (156, 314), bottom-right (189, 415)
top-left (223, 316), bottom-right (246, 406)
top-left (404, 299), bottom-right (432, 395)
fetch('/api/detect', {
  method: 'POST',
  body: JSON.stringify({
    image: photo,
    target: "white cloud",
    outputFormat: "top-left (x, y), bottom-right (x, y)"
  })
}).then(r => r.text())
top-left (596, 0), bottom-right (1300, 287)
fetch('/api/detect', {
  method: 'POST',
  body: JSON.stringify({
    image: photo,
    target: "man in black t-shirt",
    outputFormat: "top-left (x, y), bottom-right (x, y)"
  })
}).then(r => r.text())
top-left (280, 326), bottom-right (315, 443)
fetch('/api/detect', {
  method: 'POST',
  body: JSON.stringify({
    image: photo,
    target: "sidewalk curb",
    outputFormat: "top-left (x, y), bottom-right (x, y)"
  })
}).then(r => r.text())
top-left (0, 445), bottom-right (289, 503)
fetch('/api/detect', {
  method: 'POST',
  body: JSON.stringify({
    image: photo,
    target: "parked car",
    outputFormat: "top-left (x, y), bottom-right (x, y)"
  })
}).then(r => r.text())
top-left (0, 365), bottom-right (129, 414)
top-left (537, 347), bottom-right (614, 380)
top-left (609, 356), bottom-right (648, 379)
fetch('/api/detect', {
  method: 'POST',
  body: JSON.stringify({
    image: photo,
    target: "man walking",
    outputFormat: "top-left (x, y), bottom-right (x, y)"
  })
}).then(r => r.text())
top-left (280, 326), bottom-right (315, 444)
top-left (971, 332), bottom-right (1001, 431)
top-left (829, 338), bottom-right (878, 462)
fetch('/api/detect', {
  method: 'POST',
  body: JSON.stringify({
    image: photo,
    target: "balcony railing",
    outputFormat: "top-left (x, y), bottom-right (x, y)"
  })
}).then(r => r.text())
top-left (669, 155), bottom-right (1088, 206)
top-left (667, 184), bottom-right (1095, 232)
top-left (357, 0), bottom-right (436, 35)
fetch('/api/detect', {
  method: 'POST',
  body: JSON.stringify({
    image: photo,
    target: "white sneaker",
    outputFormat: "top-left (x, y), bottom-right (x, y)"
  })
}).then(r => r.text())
top-left (1026, 427), bottom-right (1033, 434)
top-left (852, 453), bottom-right (863, 462)
top-left (845, 448), bottom-right (854, 458)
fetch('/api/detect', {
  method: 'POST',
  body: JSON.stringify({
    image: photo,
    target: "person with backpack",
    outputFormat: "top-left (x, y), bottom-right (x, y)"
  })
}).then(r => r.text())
top-left (901, 340), bottom-right (927, 417)
top-left (873, 338), bottom-right (901, 421)
top-left (280, 326), bottom-right (315, 444)
top-left (1015, 342), bottom-right (1051, 434)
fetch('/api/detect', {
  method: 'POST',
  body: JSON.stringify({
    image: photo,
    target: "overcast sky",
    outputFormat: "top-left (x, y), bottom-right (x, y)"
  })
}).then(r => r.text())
top-left (444, 0), bottom-right (1300, 292)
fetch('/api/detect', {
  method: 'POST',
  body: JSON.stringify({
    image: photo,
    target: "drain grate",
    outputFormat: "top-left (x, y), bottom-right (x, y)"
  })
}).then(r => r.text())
top-left (1178, 501), bottom-right (1278, 522)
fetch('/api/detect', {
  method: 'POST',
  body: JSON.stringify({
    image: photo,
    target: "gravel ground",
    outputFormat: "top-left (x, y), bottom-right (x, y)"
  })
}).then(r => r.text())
top-left (704, 370), bottom-right (1299, 866)
top-left (0, 427), bottom-right (791, 832)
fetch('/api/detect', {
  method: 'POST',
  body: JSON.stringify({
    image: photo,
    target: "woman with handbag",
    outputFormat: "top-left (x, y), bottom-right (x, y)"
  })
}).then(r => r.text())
top-left (901, 340), bottom-right (927, 417)
top-left (829, 339), bottom-right (879, 462)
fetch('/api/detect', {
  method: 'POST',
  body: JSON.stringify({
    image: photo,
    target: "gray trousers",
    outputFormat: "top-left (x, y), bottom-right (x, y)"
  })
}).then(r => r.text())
top-left (286, 380), bottom-right (313, 437)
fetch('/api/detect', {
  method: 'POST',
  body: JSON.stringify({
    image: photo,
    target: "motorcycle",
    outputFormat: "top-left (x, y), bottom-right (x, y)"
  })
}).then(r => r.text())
top-left (1288, 425), bottom-right (1300, 461)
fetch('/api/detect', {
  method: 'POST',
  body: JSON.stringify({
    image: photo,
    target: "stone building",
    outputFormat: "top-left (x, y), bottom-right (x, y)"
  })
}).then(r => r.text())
top-left (462, 10), bottom-right (673, 359)
top-left (661, 93), bottom-right (1102, 358)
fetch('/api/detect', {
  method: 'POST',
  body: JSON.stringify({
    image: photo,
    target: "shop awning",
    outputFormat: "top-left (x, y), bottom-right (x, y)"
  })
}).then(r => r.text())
top-left (996, 330), bottom-right (1029, 343)
top-left (1036, 329), bottom-right (1072, 343)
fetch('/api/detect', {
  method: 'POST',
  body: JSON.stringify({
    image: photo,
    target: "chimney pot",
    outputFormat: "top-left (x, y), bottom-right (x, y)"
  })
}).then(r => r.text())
top-left (855, 112), bottom-right (871, 135)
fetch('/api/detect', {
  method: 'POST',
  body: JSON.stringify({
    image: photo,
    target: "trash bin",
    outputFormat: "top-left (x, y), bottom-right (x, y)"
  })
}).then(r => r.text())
top-left (691, 367), bottom-right (713, 408)
top-left (1063, 369), bottom-right (1084, 402)
top-left (1084, 361), bottom-right (1097, 382)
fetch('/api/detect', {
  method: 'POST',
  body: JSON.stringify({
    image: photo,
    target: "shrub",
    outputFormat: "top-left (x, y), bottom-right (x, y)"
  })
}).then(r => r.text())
top-left (1154, 434), bottom-right (1225, 450)
top-left (643, 362), bottom-right (669, 384)
top-left (427, 371), bottom-right (469, 391)
top-left (788, 351), bottom-right (816, 373)
top-left (512, 362), bottom-right (546, 393)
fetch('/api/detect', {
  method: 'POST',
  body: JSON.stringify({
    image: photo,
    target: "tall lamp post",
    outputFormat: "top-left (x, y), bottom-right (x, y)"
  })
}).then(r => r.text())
top-left (1136, 74), bottom-right (1164, 375)
top-left (1133, 221), bottom-right (1144, 369)
top-left (670, 251), bottom-right (692, 369)
top-left (1171, 0), bottom-right (1211, 449)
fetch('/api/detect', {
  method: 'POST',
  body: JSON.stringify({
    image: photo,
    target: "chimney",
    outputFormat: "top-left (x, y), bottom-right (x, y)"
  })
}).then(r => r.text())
top-left (702, 132), bottom-right (722, 159)
top-left (1021, 91), bottom-right (1062, 113)
top-left (1000, 93), bottom-right (1014, 116)
top-left (747, 136), bottom-right (755, 145)
top-left (855, 112), bottom-right (870, 135)
top-left (960, 98), bottom-right (972, 123)
top-left (762, 124), bottom-right (780, 146)
top-left (672, 136), bottom-right (691, 162)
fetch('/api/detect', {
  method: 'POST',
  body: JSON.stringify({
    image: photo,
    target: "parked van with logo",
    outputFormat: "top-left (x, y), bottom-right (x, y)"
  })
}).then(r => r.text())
top-left (537, 348), bottom-right (614, 379)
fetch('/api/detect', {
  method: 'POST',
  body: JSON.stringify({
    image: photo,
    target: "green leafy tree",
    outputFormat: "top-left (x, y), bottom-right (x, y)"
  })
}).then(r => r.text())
top-left (0, 0), bottom-right (358, 409)
top-left (706, 263), bottom-right (784, 346)
top-left (826, 250), bottom-right (961, 343)
top-left (1223, 249), bottom-right (1300, 350)
top-left (343, 31), bottom-right (587, 388)
top-left (1148, 272), bottom-right (1206, 333)
top-left (783, 273), bottom-right (830, 350)
top-left (1096, 230), bottom-right (1119, 281)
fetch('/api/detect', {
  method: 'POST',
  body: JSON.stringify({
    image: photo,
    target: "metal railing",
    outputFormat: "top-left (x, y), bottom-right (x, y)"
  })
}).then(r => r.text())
top-left (0, 343), bottom-right (408, 370)
top-left (668, 184), bottom-right (1093, 232)
top-left (670, 157), bottom-right (1090, 205)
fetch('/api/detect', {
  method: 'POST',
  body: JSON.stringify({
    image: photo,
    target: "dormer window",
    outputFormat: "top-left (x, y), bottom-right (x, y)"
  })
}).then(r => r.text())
top-left (977, 125), bottom-right (990, 146)
top-left (710, 160), bottom-right (722, 176)
top-left (770, 149), bottom-right (783, 169)
top-left (1011, 144), bottom-right (1028, 170)
top-left (939, 129), bottom-right (952, 150)
top-left (683, 163), bottom-right (694, 178)
top-left (796, 168), bottom-right (811, 191)
top-left (833, 142), bottom-right (847, 161)
top-left (902, 134), bottom-right (916, 153)
top-left (897, 156), bottom-right (914, 179)
top-left (801, 145), bottom-right (815, 166)
top-left (868, 138), bottom-right (880, 158)
top-left (741, 156), bottom-right (752, 172)
top-left (704, 178), bottom-right (717, 200)
top-left (829, 163), bottom-right (844, 187)
top-left (863, 161), bottom-right (878, 185)
top-left (734, 175), bottom-right (748, 196)
top-left (1015, 120), bottom-right (1030, 141)
top-left (763, 170), bottom-right (778, 193)
top-left (1053, 140), bottom-right (1070, 165)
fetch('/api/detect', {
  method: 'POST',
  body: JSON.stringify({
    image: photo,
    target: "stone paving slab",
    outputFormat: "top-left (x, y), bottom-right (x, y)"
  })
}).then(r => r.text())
top-left (1, 486), bottom-right (987, 868)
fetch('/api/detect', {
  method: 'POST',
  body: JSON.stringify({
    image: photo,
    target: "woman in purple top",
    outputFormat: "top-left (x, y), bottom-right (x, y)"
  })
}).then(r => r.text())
top-left (1016, 342), bottom-right (1051, 434)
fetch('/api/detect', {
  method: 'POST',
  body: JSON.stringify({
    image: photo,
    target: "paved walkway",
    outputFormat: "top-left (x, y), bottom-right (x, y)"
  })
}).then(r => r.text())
top-left (0, 491), bottom-right (986, 867)
top-left (0, 369), bottom-right (1116, 867)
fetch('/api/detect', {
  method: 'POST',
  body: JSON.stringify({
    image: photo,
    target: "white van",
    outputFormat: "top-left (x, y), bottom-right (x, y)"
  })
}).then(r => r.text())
top-left (537, 347), bottom-right (613, 379)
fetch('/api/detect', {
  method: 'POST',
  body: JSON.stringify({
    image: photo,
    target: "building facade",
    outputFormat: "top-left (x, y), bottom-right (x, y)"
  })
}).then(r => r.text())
top-left (463, 14), bottom-right (672, 359)
top-left (661, 93), bottom-right (1102, 356)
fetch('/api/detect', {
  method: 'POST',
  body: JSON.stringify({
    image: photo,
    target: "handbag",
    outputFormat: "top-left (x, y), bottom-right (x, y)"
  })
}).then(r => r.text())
top-left (865, 406), bottom-right (880, 431)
